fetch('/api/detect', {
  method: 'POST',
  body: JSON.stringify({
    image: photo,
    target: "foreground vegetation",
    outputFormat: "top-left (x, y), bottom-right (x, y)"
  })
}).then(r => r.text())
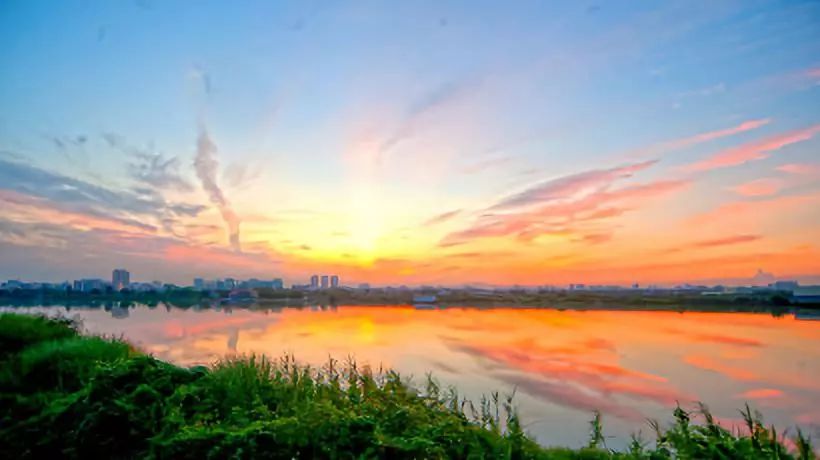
top-left (0, 313), bottom-right (814, 459)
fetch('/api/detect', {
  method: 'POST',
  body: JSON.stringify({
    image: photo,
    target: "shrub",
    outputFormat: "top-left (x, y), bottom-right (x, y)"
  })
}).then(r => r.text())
top-left (14, 336), bottom-right (133, 392)
top-left (0, 313), bottom-right (77, 359)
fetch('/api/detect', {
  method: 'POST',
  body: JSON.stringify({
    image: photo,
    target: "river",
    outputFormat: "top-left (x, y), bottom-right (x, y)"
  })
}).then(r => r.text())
top-left (4, 304), bottom-right (819, 449)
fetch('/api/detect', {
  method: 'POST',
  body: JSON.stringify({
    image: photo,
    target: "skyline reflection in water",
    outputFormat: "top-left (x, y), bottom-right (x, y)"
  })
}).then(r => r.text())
top-left (4, 304), bottom-right (819, 448)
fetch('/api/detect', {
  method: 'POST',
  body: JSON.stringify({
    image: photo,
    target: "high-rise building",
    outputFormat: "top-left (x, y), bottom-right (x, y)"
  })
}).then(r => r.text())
top-left (194, 278), bottom-right (204, 290)
top-left (310, 275), bottom-right (319, 289)
top-left (78, 279), bottom-right (106, 292)
top-left (321, 275), bottom-right (329, 289)
top-left (330, 275), bottom-right (339, 288)
top-left (112, 269), bottom-right (130, 291)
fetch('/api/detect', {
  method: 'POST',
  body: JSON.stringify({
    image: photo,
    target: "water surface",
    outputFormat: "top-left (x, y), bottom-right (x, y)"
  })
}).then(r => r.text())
top-left (5, 304), bottom-right (819, 448)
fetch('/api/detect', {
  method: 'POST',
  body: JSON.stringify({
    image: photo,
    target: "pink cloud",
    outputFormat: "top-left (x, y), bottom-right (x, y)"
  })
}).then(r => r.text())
top-left (684, 124), bottom-right (820, 172)
top-left (627, 119), bottom-right (770, 160)
top-left (490, 160), bottom-right (656, 211)
top-left (736, 388), bottom-right (783, 400)
top-left (729, 178), bottom-right (782, 197)
top-left (777, 163), bottom-right (820, 175)
top-left (440, 159), bottom-right (689, 246)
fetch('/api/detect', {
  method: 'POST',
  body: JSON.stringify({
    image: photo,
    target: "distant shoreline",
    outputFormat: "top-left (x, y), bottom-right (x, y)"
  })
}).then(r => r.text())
top-left (1, 286), bottom-right (817, 313)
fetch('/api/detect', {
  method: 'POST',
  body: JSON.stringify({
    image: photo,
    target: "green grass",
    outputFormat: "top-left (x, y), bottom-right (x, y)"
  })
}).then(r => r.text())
top-left (0, 313), bottom-right (814, 459)
top-left (0, 313), bottom-right (77, 358)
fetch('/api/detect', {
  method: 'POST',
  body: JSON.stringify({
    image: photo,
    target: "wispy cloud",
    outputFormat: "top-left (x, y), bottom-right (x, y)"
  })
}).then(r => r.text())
top-left (777, 163), bottom-right (820, 176)
top-left (687, 194), bottom-right (820, 227)
top-left (422, 209), bottom-right (461, 226)
top-left (691, 234), bottom-right (761, 248)
top-left (441, 159), bottom-right (689, 246)
top-left (627, 119), bottom-right (770, 160)
top-left (729, 178), bottom-right (782, 197)
top-left (222, 161), bottom-right (263, 189)
top-left (490, 160), bottom-right (656, 211)
top-left (684, 124), bottom-right (820, 172)
top-left (104, 132), bottom-right (194, 192)
top-left (194, 126), bottom-right (241, 252)
top-left (459, 156), bottom-right (515, 174)
top-left (0, 158), bottom-right (203, 231)
top-left (131, 152), bottom-right (193, 192)
top-left (736, 388), bottom-right (784, 400)
top-left (374, 78), bottom-right (478, 163)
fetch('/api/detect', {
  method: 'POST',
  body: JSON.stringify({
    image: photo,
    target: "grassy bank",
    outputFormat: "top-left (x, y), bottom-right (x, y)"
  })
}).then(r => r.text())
top-left (0, 313), bottom-right (814, 459)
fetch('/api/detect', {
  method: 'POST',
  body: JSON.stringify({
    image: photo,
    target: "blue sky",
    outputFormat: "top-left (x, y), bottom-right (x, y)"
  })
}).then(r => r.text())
top-left (1, 0), bottom-right (819, 285)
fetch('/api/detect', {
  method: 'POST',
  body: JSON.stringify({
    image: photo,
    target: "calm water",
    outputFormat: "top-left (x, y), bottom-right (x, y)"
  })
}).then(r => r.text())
top-left (5, 304), bottom-right (820, 449)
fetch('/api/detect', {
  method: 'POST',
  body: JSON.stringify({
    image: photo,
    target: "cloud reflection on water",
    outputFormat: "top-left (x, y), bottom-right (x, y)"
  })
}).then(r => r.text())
top-left (8, 305), bottom-right (819, 447)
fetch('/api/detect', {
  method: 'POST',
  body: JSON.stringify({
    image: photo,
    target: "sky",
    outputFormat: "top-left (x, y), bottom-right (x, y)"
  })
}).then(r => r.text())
top-left (1, 0), bottom-right (819, 287)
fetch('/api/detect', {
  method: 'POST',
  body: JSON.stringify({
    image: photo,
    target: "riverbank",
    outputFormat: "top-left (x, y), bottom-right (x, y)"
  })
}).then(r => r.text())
top-left (0, 313), bottom-right (814, 459)
top-left (2, 286), bottom-right (813, 312)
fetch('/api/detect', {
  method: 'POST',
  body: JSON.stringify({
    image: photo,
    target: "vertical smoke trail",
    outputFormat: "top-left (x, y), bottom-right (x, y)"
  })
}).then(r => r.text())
top-left (194, 125), bottom-right (241, 252)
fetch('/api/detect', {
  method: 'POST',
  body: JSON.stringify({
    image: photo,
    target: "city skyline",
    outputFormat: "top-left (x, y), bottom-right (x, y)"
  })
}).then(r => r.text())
top-left (1, 1), bottom-right (820, 286)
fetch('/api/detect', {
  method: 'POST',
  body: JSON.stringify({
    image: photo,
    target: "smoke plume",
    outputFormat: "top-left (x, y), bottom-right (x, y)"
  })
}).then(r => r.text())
top-left (194, 126), bottom-right (241, 251)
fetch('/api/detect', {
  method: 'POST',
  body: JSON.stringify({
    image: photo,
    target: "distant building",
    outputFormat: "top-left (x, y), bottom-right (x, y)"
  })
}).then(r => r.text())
top-left (76, 279), bottom-right (107, 293)
top-left (771, 280), bottom-right (799, 292)
top-left (4, 280), bottom-right (23, 289)
top-left (194, 278), bottom-right (204, 290)
top-left (310, 275), bottom-right (319, 290)
top-left (792, 286), bottom-right (820, 304)
top-left (330, 275), bottom-right (339, 288)
top-left (244, 278), bottom-right (284, 290)
top-left (228, 288), bottom-right (258, 303)
top-left (112, 269), bottom-right (130, 291)
top-left (358, 283), bottom-right (370, 290)
top-left (321, 275), bottom-right (329, 289)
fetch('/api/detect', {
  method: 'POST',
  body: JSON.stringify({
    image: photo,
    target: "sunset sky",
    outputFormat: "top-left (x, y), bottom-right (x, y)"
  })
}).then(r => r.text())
top-left (1, 0), bottom-right (819, 286)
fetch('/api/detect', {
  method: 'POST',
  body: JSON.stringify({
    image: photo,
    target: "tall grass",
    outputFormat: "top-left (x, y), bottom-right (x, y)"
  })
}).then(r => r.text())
top-left (0, 313), bottom-right (815, 459)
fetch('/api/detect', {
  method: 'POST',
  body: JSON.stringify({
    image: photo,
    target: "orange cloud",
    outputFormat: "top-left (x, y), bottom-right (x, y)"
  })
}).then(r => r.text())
top-left (736, 388), bottom-right (783, 400)
top-left (729, 178), bottom-right (782, 197)
top-left (690, 332), bottom-right (762, 347)
top-left (687, 193), bottom-right (820, 227)
top-left (683, 354), bottom-right (758, 381)
top-left (684, 124), bottom-right (820, 172)
top-left (164, 244), bottom-right (278, 271)
top-left (691, 234), bottom-right (762, 249)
